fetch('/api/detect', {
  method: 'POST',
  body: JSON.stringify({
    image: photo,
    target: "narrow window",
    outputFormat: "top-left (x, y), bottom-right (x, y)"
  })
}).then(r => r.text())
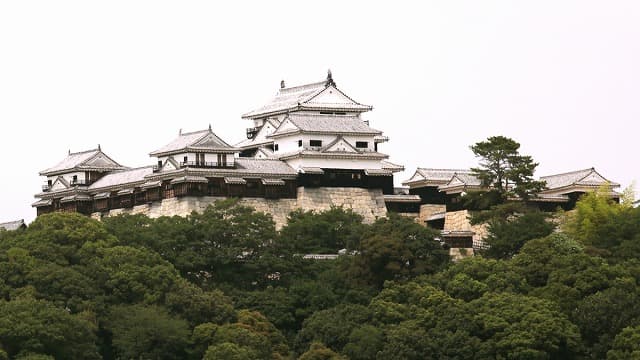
top-left (184, 156), bottom-right (188, 164)
top-left (355, 141), bottom-right (368, 148)
top-left (72, 175), bottom-right (78, 184)
top-left (274, 144), bottom-right (279, 151)
top-left (216, 153), bottom-right (226, 167)
top-left (298, 140), bottom-right (302, 147)
top-left (310, 140), bottom-right (322, 147)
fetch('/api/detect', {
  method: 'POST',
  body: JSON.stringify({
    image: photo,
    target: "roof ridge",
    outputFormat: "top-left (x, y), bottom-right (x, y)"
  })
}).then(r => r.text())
top-left (69, 148), bottom-right (100, 155)
top-left (540, 167), bottom-right (594, 179)
top-left (279, 80), bottom-right (327, 94)
top-left (418, 168), bottom-right (472, 172)
top-left (179, 128), bottom-right (210, 136)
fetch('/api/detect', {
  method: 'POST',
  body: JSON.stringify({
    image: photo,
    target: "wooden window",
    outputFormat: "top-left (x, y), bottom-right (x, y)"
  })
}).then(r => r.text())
top-left (298, 140), bottom-right (302, 147)
top-left (310, 140), bottom-right (322, 147)
top-left (356, 141), bottom-right (368, 148)
top-left (217, 154), bottom-right (226, 167)
top-left (274, 144), bottom-right (279, 151)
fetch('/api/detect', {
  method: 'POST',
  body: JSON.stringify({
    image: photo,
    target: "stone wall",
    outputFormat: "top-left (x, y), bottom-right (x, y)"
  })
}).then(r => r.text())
top-left (296, 187), bottom-right (387, 224)
top-left (444, 209), bottom-right (488, 248)
top-left (418, 204), bottom-right (446, 225)
top-left (91, 186), bottom-right (388, 229)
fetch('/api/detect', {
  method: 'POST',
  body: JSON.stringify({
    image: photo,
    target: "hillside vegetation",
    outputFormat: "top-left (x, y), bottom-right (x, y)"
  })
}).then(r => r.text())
top-left (0, 195), bottom-right (639, 359)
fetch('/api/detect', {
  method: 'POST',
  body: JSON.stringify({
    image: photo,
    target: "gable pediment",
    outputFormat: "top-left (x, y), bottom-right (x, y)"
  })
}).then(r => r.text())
top-left (275, 118), bottom-right (299, 133)
top-left (446, 176), bottom-right (465, 187)
top-left (84, 153), bottom-right (119, 168)
top-left (323, 137), bottom-right (358, 153)
top-left (307, 86), bottom-right (358, 105)
top-left (406, 171), bottom-right (426, 183)
top-left (162, 157), bottom-right (179, 171)
top-left (51, 176), bottom-right (69, 191)
top-left (193, 133), bottom-right (229, 148)
top-left (578, 171), bottom-right (608, 184)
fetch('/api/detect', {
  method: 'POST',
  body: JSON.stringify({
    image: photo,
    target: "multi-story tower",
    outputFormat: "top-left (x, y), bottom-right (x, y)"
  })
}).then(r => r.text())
top-left (237, 71), bottom-right (402, 194)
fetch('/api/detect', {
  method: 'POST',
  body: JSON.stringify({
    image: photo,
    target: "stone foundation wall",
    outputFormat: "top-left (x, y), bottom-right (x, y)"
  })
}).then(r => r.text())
top-left (91, 186), bottom-right (388, 229)
top-left (296, 187), bottom-right (387, 224)
top-left (418, 204), bottom-right (446, 225)
top-left (444, 209), bottom-right (489, 248)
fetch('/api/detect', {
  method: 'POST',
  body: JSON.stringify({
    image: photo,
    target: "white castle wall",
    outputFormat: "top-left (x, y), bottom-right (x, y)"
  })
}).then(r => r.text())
top-left (92, 187), bottom-right (388, 229)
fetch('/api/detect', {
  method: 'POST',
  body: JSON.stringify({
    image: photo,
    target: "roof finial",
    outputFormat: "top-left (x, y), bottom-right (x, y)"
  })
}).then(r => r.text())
top-left (280, 80), bottom-right (285, 89)
top-left (326, 69), bottom-right (335, 87)
top-left (179, 128), bottom-right (182, 135)
top-left (98, 144), bottom-right (101, 151)
top-left (208, 123), bottom-right (212, 131)
top-left (68, 149), bottom-right (71, 155)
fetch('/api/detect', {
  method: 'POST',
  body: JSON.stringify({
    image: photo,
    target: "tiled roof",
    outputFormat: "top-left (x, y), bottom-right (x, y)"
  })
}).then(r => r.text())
top-left (438, 172), bottom-right (482, 191)
top-left (40, 149), bottom-right (124, 176)
top-left (402, 168), bottom-right (473, 186)
top-left (88, 167), bottom-right (154, 190)
top-left (540, 168), bottom-right (620, 190)
top-left (381, 160), bottom-right (405, 172)
top-left (0, 219), bottom-right (25, 231)
top-left (149, 129), bottom-right (236, 156)
top-left (270, 114), bottom-right (381, 137)
top-left (234, 158), bottom-right (297, 176)
top-left (242, 76), bottom-right (371, 119)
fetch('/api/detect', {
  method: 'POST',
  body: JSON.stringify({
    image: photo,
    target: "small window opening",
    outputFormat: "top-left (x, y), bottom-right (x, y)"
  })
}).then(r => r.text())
top-left (356, 141), bottom-right (368, 148)
top-left (310, 140), bottom-right (322, 147)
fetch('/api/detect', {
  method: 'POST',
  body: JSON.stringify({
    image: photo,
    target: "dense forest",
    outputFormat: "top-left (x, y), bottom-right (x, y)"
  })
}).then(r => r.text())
top-left (1, 192), bottom-right (639, 359)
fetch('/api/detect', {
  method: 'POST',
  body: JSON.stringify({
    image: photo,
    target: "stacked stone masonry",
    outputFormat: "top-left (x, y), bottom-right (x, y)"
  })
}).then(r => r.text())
top-left (91, 187), bottom-right (388, 229)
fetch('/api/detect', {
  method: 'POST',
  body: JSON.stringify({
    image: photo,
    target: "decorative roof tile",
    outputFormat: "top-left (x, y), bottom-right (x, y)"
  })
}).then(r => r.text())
top-left (150, 129), bottom-right (237, 156)
top-left (242, 75), bottom-right (372, 119)
top-left (40, 148), bottom-right (124, 176)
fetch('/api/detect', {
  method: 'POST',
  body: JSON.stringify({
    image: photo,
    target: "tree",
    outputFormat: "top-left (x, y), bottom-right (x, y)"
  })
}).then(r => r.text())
top-left (607, 325), bottom-right (640, 360)
top-left (277, 207), bottom-right (364, 254)
top-left (298, 342), bottom-right (346, 360)
top-left (349, 214), bottom-right (448, 288)
top-left (470, 136), bottom-right (545, 202)
top-left (481, 210), bottom-right (555, 259)
top-left (0, 298), bottom-right (99, 359)
top-left (103, 304), bottom-right (191, 360)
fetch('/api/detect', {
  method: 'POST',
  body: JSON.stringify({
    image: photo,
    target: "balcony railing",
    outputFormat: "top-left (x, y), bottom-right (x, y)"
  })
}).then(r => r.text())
top-left (180, 161), bottom-right (232, 169)
top-left (246, 127), bottom-right (260, 139)
top-left (70, 179), bottom-right (89, 186)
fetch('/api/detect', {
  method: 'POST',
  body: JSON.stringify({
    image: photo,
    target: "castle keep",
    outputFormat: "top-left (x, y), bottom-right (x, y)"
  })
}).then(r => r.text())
top-left (33, 72), bottom-right (620, 249)
top-left (33, 72), bottom-right (404, 227)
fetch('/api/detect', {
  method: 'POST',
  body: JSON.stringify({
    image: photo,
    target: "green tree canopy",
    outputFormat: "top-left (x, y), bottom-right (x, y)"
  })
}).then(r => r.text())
top-left (470, 135), bottom-right (545, 202)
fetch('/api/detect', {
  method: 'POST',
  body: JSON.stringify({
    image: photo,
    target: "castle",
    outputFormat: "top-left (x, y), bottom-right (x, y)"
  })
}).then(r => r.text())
top-left (33, 72), bottom-right (620, 251)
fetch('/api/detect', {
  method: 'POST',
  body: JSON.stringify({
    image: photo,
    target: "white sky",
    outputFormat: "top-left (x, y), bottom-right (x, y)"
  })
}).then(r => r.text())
top-left (1, 1), bottom-right (639, 224)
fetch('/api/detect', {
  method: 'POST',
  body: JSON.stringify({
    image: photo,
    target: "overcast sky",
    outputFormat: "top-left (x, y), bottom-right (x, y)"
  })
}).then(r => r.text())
top-left (1, 1), bottom-right (639, 224)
